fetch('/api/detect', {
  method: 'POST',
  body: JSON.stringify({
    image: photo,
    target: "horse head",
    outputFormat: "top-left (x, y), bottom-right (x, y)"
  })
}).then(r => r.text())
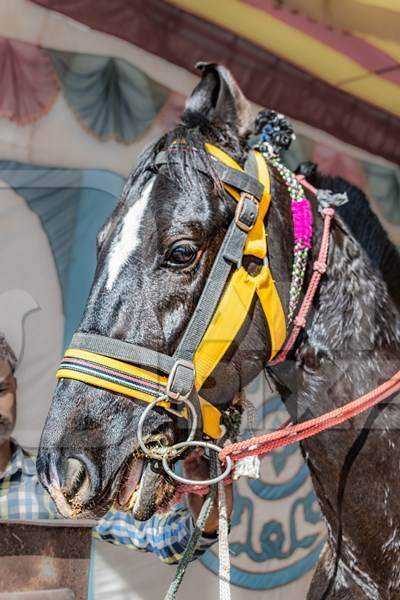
top-left (37, 64), bottom-right (293, 520)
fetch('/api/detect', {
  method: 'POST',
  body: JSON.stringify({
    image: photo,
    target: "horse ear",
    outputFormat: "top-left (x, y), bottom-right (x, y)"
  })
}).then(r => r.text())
top-left (184, 62), bottom-right (251, 136)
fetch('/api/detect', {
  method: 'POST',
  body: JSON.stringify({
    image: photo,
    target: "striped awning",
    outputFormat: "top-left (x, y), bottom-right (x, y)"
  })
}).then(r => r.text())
top-left (168, 0), bottom-right (400, 119)
top-left (267, 0), bottom-right (400, 41)
top-left (30, 0), bottom-right (400, 163)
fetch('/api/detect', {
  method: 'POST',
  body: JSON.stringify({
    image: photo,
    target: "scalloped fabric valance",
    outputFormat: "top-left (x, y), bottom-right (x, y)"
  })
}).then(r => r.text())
top-left (0, 37), bottom-right (60, 124)
top-left (48, 50), bottom-right (169, 144)
top-left (0, 36), bottom-right (170, 144)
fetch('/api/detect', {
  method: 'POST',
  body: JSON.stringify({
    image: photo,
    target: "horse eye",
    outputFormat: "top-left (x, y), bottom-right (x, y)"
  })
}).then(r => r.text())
top-left (167, 242), bottom-right (198, 268)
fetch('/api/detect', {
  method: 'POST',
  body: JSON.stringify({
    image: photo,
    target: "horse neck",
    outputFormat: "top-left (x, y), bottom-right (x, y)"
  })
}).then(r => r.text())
top-left (295, 211), bottom-right (400, 420)
top-left (272, 210), bottom-right (400, 579)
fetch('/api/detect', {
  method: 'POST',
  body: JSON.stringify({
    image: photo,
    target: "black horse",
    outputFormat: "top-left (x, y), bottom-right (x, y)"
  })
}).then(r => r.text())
top-left (37, 64), bottom-right (400, 598)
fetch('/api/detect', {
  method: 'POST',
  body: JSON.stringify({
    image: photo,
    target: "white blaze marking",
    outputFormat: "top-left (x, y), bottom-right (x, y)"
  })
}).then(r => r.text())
top-left (106, 179), bottom-right (154, 290)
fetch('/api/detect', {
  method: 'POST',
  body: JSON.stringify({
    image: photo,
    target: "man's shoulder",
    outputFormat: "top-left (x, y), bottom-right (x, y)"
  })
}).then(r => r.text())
top-left (9, 438), bottom-right (37, 476)
top-left (0, 440), bottom-right (59, 520)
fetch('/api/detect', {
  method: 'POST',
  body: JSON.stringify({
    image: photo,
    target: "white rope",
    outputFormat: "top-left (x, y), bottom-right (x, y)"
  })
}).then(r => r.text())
top-left (217, 463), bottom-right (231, 600)
top-left (162, 435), bottom-right (234, 600)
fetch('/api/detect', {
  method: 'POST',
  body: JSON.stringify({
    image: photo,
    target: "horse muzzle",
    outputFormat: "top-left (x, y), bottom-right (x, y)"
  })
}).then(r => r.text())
top-left (38, 435), bottom-right (177, 520)
top-left (37, 379), bottom-right (178, 519)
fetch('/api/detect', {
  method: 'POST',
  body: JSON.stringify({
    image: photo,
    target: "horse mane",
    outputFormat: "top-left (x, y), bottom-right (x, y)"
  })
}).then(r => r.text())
top-left (120, 113), bottom-right (248, 215)
top-left (296, 161), bottom-right (400, 311)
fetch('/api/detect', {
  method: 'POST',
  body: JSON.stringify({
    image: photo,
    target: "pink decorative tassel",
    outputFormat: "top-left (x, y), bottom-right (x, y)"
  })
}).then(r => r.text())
top-left (292, 197), bottom-right (313, 251)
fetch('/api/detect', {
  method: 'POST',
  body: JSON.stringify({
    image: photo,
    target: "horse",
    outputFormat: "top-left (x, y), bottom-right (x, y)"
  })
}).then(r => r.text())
top-left (37, 63), bottom-right (400, 598)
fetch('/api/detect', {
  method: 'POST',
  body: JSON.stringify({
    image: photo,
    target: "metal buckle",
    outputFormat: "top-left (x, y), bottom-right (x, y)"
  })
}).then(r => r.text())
top-left (234, 192), bottom-right (259, 233)
top-left (166, 359), bottom-right (195, 402)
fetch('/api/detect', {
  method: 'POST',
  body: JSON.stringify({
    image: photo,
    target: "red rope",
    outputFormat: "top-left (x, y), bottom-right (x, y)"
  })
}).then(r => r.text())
top-left (220, 179), bottom-right (400, 465)
top-left (175, 476), bottom-right (233, 498)
top-left (220, 371), bottom-right (400, 464)
top-left (296, 174), bottom-right (318, 195)
top-left (172, 372), bottom-right (400, 497)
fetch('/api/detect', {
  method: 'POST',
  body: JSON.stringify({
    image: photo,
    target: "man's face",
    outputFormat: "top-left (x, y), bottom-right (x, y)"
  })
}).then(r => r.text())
top-left (0, 359), bottom-right (16, 443)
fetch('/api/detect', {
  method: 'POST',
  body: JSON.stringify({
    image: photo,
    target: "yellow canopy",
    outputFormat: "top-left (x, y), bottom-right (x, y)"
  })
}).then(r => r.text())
top-left (168, 0), bottom-right (400, 118)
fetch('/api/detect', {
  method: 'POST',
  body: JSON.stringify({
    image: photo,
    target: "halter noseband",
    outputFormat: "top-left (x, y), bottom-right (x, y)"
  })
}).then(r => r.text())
top-left (57, 143), bottom-right (287, 440)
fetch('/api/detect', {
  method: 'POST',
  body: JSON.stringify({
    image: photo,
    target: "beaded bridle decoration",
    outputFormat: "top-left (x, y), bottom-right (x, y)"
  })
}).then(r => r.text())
top-left (254, 110), bottom-right (313, 323)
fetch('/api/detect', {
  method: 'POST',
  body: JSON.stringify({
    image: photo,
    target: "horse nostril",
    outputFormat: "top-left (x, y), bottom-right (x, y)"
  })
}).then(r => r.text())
top-left (62, 458), bottom-right (91, 503)
top-left (64, 457), bottom-right (84, 486)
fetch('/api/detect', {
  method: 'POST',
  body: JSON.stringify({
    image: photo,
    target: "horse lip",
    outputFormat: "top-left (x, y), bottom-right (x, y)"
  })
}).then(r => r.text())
top-left (131, 461), bottom-right (159, 520)
top-left (130, 461), bottom-right (176, 521)
top-left (118, 455), bottom-right (145, 507)
top-left (48, 483), bottom-right (78, 518)
top-left (115, 455), bottom-right (174, 517)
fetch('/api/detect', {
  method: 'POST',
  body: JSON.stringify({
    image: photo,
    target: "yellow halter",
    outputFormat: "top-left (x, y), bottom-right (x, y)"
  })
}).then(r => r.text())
top-left (57, 144), bottom-right (286, 439)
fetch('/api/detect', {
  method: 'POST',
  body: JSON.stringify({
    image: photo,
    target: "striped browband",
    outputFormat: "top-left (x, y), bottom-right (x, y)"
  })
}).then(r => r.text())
top-left (59, 349), bottom-right (167, 404)
top-left (57, 143), bottom-right (287, 440)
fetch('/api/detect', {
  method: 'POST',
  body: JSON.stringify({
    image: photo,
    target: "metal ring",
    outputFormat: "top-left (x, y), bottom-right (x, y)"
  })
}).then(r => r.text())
top-left (137, 395), bottom-right (198, 461)
top-left (162, 440), bottom-right (233, 486)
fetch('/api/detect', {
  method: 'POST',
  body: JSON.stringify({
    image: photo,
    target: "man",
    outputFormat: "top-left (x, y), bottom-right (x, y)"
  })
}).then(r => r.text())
top-left (0, 333), bottom-right (233, 564)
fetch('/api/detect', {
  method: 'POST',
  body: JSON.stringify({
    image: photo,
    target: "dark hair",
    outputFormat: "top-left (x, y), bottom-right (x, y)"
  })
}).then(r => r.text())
top-left (0, 334), bottom-right (17, 372)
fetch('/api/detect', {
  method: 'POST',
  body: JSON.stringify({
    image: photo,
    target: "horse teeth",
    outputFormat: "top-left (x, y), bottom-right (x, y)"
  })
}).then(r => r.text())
top-left (118, 457), bottom-right (144, 506)
top-left (127, 489), bottom-right (138, 510)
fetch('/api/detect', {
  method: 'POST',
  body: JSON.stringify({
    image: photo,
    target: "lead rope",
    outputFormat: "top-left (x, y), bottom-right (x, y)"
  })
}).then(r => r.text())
top-left (220, 369), bottom-right (400, 463)
top-left (164, 466), bottom-right (246, 600)
top-left (164, 455), bottom-right (233, 600)
top-left (233, 391), bottom-right (261, 479)
top-left (217, 462), bottom-right (231, 600)
top-left (164, 455), bottom-right (219, 600)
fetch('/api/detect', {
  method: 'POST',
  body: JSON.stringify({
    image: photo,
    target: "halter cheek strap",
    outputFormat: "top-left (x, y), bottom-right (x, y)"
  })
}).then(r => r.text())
top-left (56, 144), bottom-right (286, 440)
top-left (192, 144), bottom-right (286, 389)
